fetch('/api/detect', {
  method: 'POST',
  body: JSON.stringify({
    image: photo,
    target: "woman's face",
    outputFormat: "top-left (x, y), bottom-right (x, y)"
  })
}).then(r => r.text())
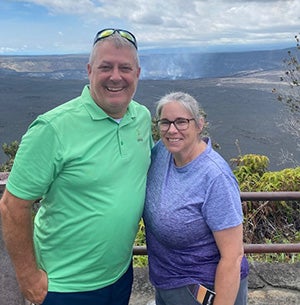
top-left (159, 101), bottom-right (203, 165)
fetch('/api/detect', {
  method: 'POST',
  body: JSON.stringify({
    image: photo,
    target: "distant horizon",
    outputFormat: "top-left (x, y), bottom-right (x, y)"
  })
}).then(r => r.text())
top-left (0, 46), bottom-right (293, 81)
top-left (0, 42), bottom-right (295, 57)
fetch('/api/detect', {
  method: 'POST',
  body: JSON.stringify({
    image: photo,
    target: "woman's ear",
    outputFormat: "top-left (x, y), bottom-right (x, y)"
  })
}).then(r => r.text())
top-left (197, 117), bottom-right (205, 132)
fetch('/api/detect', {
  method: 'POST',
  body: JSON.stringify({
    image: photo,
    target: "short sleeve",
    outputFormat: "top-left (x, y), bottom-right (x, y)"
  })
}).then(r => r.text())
top-left (202, 173), bottom-right (243, 231)
top-left (6, 118), bottom-right (63, 200)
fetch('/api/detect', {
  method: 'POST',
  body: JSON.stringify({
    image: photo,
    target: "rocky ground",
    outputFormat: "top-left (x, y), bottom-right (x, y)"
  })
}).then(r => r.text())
top-left (130, 263), bottom-right (300, 305)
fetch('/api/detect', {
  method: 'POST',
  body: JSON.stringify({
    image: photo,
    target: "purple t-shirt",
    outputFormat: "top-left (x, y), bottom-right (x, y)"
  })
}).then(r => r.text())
top-left (143, 138), bottom-right (249, 289)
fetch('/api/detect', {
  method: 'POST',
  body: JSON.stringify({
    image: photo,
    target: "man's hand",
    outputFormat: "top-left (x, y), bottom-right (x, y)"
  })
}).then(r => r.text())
top-left (0, 190), bottom-right (47, 304)
top-left (19, 269), bottom-right (48, 304)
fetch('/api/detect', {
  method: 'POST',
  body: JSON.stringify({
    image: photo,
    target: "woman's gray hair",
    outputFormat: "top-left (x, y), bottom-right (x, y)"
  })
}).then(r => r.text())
top-left (156, 91), bottom-right (204, 124)
top-left (89, 32), bottom-right (140, 67)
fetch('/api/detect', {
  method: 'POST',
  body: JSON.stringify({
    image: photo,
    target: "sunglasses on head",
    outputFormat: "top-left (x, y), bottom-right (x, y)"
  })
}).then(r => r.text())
top-left (93, 28), bottom-right (138, 49)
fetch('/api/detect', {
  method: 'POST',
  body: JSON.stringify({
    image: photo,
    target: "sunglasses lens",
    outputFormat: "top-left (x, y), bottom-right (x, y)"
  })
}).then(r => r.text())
top-left (94, 29), bottom-right (114, 44)
top-left (98, 29), bottom-right (114, 39)
top-left (93, 29), bottom-right (137, 49)
top-left (119, 31), bottom-right (136, 45)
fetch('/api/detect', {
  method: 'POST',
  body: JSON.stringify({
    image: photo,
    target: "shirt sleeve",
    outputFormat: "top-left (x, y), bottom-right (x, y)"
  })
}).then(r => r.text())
top-left (6, 117), bottom-right (63, 200)
top-left (202, 173), bottom-right (243, 231)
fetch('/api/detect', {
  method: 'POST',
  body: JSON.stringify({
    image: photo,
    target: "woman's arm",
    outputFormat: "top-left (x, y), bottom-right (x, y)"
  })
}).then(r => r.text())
top-left (212, 224), bottom-right (244, 305)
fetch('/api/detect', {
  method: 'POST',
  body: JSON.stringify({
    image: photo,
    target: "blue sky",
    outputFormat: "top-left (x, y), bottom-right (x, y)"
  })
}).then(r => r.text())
top-left (0, 0), bottom-right (300, 55)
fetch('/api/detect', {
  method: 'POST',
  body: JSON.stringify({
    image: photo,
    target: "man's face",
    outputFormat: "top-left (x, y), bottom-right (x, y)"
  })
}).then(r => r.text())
top-left (87, 41), bottom-right (140, 119)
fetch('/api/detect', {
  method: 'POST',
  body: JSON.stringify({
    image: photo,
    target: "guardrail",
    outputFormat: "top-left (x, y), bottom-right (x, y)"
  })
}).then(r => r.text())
top-left (1, 173), bottom-right (299, 254)
top-left (0, 172), bottom-right (9, 193)
top-left (133, 191), bottom-right (300, 255)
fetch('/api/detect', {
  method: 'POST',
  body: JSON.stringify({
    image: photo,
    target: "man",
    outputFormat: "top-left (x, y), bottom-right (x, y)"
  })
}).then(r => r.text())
top-left (0, 29), bottom-right (153, 305)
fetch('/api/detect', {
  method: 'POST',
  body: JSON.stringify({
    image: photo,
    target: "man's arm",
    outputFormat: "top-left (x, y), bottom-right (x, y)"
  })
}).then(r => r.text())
top-left (0, 189), bottom-right (47, 303)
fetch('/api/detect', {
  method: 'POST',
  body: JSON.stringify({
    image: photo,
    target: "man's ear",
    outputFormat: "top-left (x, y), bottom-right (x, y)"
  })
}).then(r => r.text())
top-left (87, 63), bottom-right (91, 76)
top-left (136, 66), bottom-right (141, 78)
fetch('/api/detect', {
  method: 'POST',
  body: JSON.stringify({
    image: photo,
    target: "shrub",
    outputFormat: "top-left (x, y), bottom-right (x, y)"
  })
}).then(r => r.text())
top-left (232, 154), bottom-right (300, 249)
top-left (0, 141), bottom-right (19, 172)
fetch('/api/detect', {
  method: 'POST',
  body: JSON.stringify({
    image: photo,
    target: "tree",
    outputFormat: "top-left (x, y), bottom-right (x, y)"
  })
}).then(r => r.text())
top-left (272, 34), bottom-right (300, 166)
top-left (275, 34), bottom-right (300, 112)
top-left (0, 141), bottom-right (19, 172)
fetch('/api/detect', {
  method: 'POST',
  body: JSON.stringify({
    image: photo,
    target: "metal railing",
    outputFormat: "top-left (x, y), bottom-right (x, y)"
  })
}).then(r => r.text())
top-left (0, 172), bottom-right (9, 193)
top-left (133, 191), bottom-right (300, 255)
top-left (1, 173), bottom-right (299, 254)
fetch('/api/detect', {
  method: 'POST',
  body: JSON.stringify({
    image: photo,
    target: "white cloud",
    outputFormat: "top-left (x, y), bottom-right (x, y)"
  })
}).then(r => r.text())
top-left (15, 0), bottom-right (97, 14)
top-left (3, 0), bottom-right (300, 53)
top-left (0, 45), bottom-right (29, 54)
top-left (87, 0), bottom-right (300, 49)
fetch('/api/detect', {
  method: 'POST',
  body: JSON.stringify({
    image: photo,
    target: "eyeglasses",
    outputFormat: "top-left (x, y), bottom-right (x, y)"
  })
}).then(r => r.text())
top-left (157, 118), bottom-right (195, 132)
top-left (93, 28), bottom-right (138, 49)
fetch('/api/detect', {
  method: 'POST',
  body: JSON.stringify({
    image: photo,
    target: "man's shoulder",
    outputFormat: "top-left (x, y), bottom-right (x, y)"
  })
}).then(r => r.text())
top-left (40, 96), bottom-right (82, 122)
top-left (130, 100), bottom-right (150, 112)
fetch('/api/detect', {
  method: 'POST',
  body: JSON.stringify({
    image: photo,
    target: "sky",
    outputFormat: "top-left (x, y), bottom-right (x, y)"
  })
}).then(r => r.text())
top-left (0, 0), bottom-right (300, 55)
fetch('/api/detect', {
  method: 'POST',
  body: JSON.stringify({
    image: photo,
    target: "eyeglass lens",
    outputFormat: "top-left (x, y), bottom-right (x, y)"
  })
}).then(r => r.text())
top-left (158, 118), bottom-right (194, 131)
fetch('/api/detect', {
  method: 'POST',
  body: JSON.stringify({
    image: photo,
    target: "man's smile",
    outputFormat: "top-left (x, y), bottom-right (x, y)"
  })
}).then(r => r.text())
top-left (106, 86), bottom-right (123, 92)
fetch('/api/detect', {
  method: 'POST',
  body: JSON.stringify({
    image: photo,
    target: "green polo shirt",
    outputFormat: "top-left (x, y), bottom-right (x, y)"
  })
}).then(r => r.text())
top-left (6, 85), bottom-right (153, 292)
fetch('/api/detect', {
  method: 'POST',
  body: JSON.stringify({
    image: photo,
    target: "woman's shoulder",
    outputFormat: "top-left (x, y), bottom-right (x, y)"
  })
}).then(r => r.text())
top-left (151, 140), bottom-right (169, 161)
top-left (152, 140), bottom-right (164, 153)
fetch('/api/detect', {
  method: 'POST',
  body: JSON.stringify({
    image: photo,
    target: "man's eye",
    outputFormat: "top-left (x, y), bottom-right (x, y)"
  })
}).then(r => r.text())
top-left (120, 66), bottom-right (132, 72)
top-left (160, 121), bottom-right (170, 125)
top-left (99, 65), bottom-right (111, 71)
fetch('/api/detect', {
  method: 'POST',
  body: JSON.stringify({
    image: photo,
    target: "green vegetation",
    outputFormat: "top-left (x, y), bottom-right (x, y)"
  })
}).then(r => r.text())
top-left (231, 154), bottom-right (300, 264)
top-left (133, 220), bottom-right (148, 267)
top-left (0, 141), bottom-right (19, 172)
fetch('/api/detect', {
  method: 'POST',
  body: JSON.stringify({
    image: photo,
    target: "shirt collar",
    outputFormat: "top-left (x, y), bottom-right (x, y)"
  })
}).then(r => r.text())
top-left (81, 85), bottom-right (137, 122)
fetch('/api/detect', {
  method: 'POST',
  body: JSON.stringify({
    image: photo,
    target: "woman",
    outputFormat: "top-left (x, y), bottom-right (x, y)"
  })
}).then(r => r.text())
top-left (143, 92), bottom-right (249, 305)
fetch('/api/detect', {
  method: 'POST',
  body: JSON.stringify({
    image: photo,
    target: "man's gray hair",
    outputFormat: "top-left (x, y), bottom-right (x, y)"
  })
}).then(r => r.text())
top-left (89, 32), bottom-right (140, 67)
